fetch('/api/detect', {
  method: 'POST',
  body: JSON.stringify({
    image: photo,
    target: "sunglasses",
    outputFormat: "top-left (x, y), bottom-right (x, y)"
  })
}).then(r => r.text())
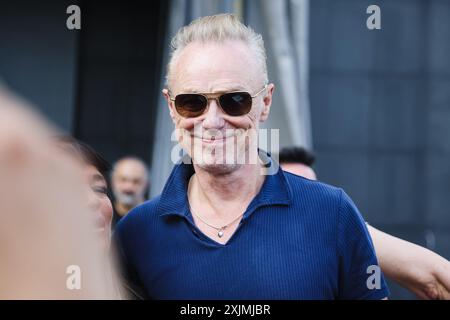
top-left (168, 85), bottom-right (267, 118)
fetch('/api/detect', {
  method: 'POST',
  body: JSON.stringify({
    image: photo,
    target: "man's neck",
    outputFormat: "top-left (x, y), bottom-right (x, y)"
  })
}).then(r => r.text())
top-left (189, 163), bottom-right (265, 219)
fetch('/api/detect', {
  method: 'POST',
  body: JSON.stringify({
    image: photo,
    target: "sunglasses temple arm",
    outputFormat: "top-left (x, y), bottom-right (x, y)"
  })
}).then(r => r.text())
top-left (251, 84), bottom-right (268, 98)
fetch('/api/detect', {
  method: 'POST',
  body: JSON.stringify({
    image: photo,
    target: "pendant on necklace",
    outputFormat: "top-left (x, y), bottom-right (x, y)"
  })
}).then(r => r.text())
top-left (218, 230), bottom-right (224, 238)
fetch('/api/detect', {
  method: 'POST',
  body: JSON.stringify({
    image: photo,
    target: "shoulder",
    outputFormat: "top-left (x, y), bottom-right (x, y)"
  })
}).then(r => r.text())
top-left (282, 170), bottom-right (344, 208)
top-left (281, 170), bottom-right (365, 230)
top-left (114, 195), bottom-right (162, 239)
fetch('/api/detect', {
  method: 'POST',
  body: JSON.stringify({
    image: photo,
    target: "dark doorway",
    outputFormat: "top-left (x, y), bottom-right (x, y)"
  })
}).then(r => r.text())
top-left (74, 0), bottom-right (169, 166)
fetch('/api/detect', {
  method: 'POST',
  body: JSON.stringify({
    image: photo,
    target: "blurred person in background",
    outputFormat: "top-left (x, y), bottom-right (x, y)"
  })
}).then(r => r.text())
top-left (0, 86), bottom-right (119, 299)
top-left (56, 136), bottom-right (113, 248)
top-left (278, 146), bottom-right (316, 180)
top-left (111, 156), bottom-right (149, 226)
top-left (279, 146), bottom-right (450, 300)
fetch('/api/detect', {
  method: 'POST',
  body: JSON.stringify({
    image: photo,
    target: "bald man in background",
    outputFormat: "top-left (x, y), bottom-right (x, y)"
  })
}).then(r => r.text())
top-left (111, 157), bottom-right (149, 226)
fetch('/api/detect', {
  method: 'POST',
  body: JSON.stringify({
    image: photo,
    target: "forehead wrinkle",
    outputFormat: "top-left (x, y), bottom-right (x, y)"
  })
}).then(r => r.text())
top-left (171, 41), bottom-right (260, 92)
top-left (179, 84), bottom-right (249, 94)
top-left (175, 71), bottom-right (252, 94)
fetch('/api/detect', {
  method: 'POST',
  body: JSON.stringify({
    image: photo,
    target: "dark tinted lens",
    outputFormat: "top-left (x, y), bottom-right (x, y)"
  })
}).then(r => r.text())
top-left (174, 94), bottom-right (208, 117)
top-left (219, 92), bottom-right (252, 116)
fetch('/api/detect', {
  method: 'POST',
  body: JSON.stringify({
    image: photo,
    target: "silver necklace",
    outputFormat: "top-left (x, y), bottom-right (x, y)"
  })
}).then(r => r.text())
top-left (187, 176), bottom-right (244, 238)
top-left (190, 206), bottom-right (244, 238)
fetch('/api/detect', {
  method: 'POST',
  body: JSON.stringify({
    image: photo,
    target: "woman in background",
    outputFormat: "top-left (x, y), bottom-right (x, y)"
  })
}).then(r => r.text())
top-left (56, 136), bottom-right (113, 248)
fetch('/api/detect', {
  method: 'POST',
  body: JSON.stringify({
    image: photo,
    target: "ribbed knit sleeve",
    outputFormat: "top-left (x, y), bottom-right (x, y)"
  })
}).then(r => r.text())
top-left (337, 190), bottom-right (390, 299)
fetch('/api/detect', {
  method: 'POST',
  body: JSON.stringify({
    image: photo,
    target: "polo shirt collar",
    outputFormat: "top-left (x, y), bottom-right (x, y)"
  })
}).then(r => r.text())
top-left (157, 150), bottom-right (292, 218)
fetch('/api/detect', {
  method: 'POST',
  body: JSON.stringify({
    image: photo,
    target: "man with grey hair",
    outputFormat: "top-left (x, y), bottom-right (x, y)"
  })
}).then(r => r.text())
top-left (111, 156), bottom-right (149, 226)
top-left (114, 14), bottom-right (389, 299)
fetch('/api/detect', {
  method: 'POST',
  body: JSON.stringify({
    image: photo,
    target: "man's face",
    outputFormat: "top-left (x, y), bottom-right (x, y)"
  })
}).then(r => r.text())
top-left (112, 160), bottom-right (148, 207)
top-left (164, 40), bottom-right (274, 174)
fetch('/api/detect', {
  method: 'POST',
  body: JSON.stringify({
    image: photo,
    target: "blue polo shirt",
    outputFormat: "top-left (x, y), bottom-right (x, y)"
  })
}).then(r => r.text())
top-left (114, 154), bottom-right (389, 300)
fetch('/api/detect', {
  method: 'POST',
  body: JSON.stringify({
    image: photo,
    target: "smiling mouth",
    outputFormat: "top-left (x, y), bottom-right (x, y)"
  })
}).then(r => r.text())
top-left (201, 137), bottom-right (227, 143)
top-left (193, 133), bottom-right (236, 142)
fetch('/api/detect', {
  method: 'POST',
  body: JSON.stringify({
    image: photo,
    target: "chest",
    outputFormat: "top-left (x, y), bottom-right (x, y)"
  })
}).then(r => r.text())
top-left (136, 216), bottom-right (339, 299)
